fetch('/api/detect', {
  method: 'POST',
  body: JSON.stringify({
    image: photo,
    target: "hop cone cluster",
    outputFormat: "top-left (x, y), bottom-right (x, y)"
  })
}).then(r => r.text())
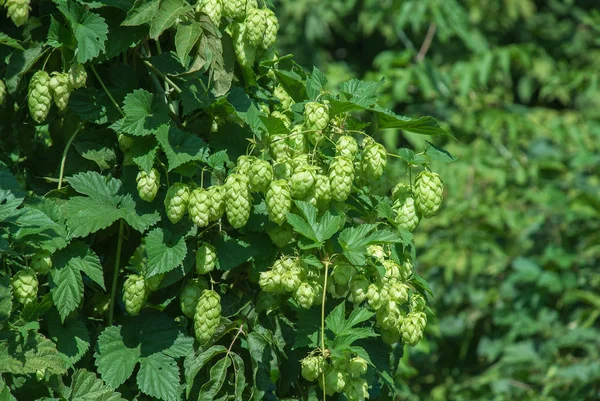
top-left (136, 168), bottom-right (160, 202)
top-left (263, 9), bottom-right (278, 49)
top-left (122, 274), bottom-right (148, 315)
top-left (49, 72), bottom-right (71, 112)
top-left (180, 278), bottom-right (209, 318)
top-left (223, 0), bottom-right (244, 19)
top-left (6, 0), bottom-right (30, 26)
top-left (196, 243), bottom-right (217, 274)
top-left (164, 183), bottom-right (190, 223)
top-left (225, 174), bottom-right (251, 228)
top-left (290, 164), bottom-right (316, 199)
top-left (194, 290), bottom-right (221, 344)
top-left (12, 269), bottom-right (38, 305)
top-left (28, 71), bottom-right (52, 123)
top-left (414, 171), bottom-right (443, 217)
top-left (244, 8), bottom-right (266, 47)
top-left (232, 22), bottom-right (256, 68)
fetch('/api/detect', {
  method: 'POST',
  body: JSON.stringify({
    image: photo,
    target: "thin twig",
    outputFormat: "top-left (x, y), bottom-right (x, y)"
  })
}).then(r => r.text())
top-left (416, 23), bottom-right (437, 62)
top-left (108, 220), bottom-right (125, 326)
top-left (90, 65), bottom-right (125, 117)
top-left (57, 126), bottom-right (81, 190)
top-left (141, 59), bottom-right (183, 94)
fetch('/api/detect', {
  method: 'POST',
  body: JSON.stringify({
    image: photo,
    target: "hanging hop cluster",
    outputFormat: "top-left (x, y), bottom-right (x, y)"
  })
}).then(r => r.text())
top-left (194, 290), bottom-right (222, 344)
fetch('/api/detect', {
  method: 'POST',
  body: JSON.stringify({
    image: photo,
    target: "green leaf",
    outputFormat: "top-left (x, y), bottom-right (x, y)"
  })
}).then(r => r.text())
top-left (0, 333), bottom-right (67, 375)
top-left (47, 312), bottom-right (91, 365)
top-left (5, 42), bottom-right (44, 94)
top-left (184, 345), bottom-right (228, 397)
top-left (247, 332), bottom-right (274, 401)
top-left (155, 125), bottom-right (210, 171)
top-left (229, 353), bottom-right (246, 401)
top-left (95, 326), bottom-right (141, 388)
top-left (0, 32), bottom-right (24, 50)
top-left (374, 107), bottom-right (450, 137)
top-left (137, 353), bottom-right (180, 401)
top-left (145, 228), bottom-right (187, 277)
top-left (112, 89), bottom-right (169, 136)
top-left (287, 201), bottom-right (343, 247)
top-left (0, 276), bottom-right (12, 330)
top-left (175, 22), bottom-right (203, 63)
top-left (122, 0), bottom-right (160, 26)
top-left (66, 369), bottom-right (127, 401)
top-left (425, 141), bottom-right (456, 163)
top-left (213, 234), bottom-right (267, 271)
top-left (47, 16), bottom-right (74, 48)
top-left (274, 69), bottom-right (307, 103)
top-left (306, 67), bottom-right (327, 100)
top-left (149, 0), bottom-right (192, 40)
top-left (56, 0), bottom-right (109, 63)
top-left (70, 87), bottom-right (121, 124)
top-left (50, 242), bottom-right (105, 321)
top-left (198, 357), bottom-right (231, 401)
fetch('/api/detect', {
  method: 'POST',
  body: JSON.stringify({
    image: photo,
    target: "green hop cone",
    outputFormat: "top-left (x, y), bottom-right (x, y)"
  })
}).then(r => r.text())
top-left (145, 273), bottom-right (164, 292)
top-left (68, 64), bottom-right (87, 89)
top-left (271, 110), bottom-right (291, 128)
top-left (249, 159), bottom-right (274, 192)
top-left (336, 135), bottom-right (358, 160)
top-left (28, 71), bottom-right (52, 123)
top-left (180, 278), bottom-right (209, 318)
top-left (288, 126), bottom-right (308, 156)
top-left (189, 188), bottom-right (210, 227)
top-left (196, 243), bottom-right (217, 274)
top-left (0, 79), bottom-right (6, 106)
top-left (304, 101), bottom-right (330, 131)
top-left (262, 9), bottom-right (278, 49)
top-left (232, 22), bottom-right (256, 68)
top-left (198, 0), bottom-right (223, 25)
top-left (348, 276), bottom-right (369, 304)
top-left (376, 301), bottom-right (402, 331)
top-left (122, 274), bottom-right (148, 315)
top-left (269, 134), bottom-right (291, 161)
top-left (267, 223), bottom-right (295, 248)
top-left (118, 134), bottom-right (134, 153)
top-left (366, 245), bottom-right (386, 263)
top-left (164, 183), bottom-right (191, 224)
top-left (225, 174), bottom-right (251, 229)
top-left (414, 171), bottom-right (443, 218)
top-left (245, 8), bottom-right (267, 47)
top-left (348, 356), bottom-right (368, 378)
top-left (388, 282), bottom-right (410, 304)
top-left (325, 369), bottom-right (347, 395)
top-left (394, 197), bottom-right (420, 232)
top-left (301, 355), bottom-right (325, 382)
top-left (266, 179), bottom-right (292, 225)
top-left (273, 84), bottom-right (293, 110)
top-left (332, 262), bottom-right (353, 285)
top-left (258, 270), bottom-right (280, 293)
top-left (401, 311), bottom-right (427, 346)
top-left (194, 290), bottom-right (221, 344)
top-left (329, 157), bottom-right (355, 202)
top-left (6, 0), bottom-right (30, 26)
top-left (294, 282), bottom-right (316, 309)
top-left (290, 164), bottom-right (316, 199)
top-left (381, 327), bottom-right (401, 345)
top-left (361, 142), bottom-right (387, 181)
top-left (31, 251), bottom-right (52, 274)
top-left (245, 0), bottom-right (257, 12)
top-left (382, 259), bottom-right (402, 283)
top-left (207, 185), bottom-right (226, 221)
top-left (312, 174), bottom-right (332, 211)
top-left (49, 72), bottom-right (71, 112)
top-left (12, 269), bottom-right (38, 305)
top-left (366, 284), bottom-right (383, 310)
top-left (136, 168), bottom-right (160, 202)
top-left (235, 155), bottom-right (255, 176)
top-left (223, 0), bottom-right (244, 19)
top-left (345, 378), bottom-right (369, 401)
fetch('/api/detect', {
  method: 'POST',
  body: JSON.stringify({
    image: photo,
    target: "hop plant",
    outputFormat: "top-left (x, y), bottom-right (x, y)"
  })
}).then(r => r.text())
top-left (301, 355), bottom-right (325, 382)
top-left (28, 71), bottom-right (52, 123)
top-left (180, 278), bottom-right (209, 318)
top-left (336, 135), bottom-right (358, 159)
top-left (225, 173), bottom-right (251, 228)
top-left (348, 356), bottom-right (368, 378)
top-left (394, 197), bottom-right (420, 231)
top-left (349, 276), bottom-right (369, 304)
top-left (361, 142), bottom-right (387, 181)
top-left (145, 273), bottom-right (164, 292)
top-left (207, 185), bottom-right (226, 221)
top-left (401, 311), bottom-right (427, 346)
top-left (136, 168), bottom-right (160, 202)
top-left (232, 22), bottom-right (256, 68)
top-left (267, 223), bottom-right (295, 248)
top-left (223, 0), bottom-right (244, 19)
top-left (324, 369), bottom-right (347, 395)
top-left (189, 188), bottom-right (210, 227)
top-left (345, 378), bottom-right (369, 401)
top-left (294, 282), bottom-right (317, 309)
top-left (273, 84), bottom-right (293, 110)
top-left (245, 8), bottom-right (267, 47)
top-left (196, 243), bottom-right (217, 274)
top-left (198, 0), bottom-right (223, 25)
top-left (269, 134), bottom-right (291, 161)
top-left (249, 159), bottom-right (274, 192)
top-left (164, 183), bottom-right (190, 223)
top-left (6, 0), bottom-right (30, 26)
top-left (266, 179), bottom-right (292, 225)
top-left (122, 274), bottom-right (148, 315)
top-left (31, 251), bottom-right (52, 274)
top-left (235, 155), bottom-right (255, 176)
top-left (414, 171), bottom-right (444, 218)
top-left (68, 64), bottom-right (87, 89)
top-left (118, 134), bottom-right (134, 153)
top-left (313, 174), bottom-right (332, 210)
top-left (262, 8), bottom-right (279, 49)
top-left (290, 164), bottom-right (316, 199)
top-left (304, 101), bottom-right (329, 131)
top-left (329, 157), bottom-right (355, 202)
top-left (0, 79), bottom-right (6, 106)
top-left (194, 290), bottom-right (221, 344)
top-left (12, 269), bottom-right (38, 305)
top-left (49, 72), bottom-right (71, 112)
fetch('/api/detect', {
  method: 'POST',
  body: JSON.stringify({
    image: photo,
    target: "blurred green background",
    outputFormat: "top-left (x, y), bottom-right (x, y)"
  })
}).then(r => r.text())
top-left (273, 1), bottom-right (600, 400)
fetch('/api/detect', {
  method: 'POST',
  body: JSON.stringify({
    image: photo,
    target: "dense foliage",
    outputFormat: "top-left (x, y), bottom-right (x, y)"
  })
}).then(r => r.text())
top-left (0, 1), bottom-right (454, 401)
top-left (274, 0), bottom-right (600, 400)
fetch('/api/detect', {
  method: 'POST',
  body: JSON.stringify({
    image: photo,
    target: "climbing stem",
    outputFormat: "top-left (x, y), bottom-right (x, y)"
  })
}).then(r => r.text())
top-left (108, 220), bottom-right (125, 326)
top-left (57, 126), bottom-right (81, 190)
top-left (90, 65), bottom-right (124, 117)
top-left (321, 258), bottom-right (331, 401)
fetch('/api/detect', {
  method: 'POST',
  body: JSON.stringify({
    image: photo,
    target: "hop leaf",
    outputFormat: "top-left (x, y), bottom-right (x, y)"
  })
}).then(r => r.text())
top-left (194, 290), bottom-right (221, 344)
top-left (267, 223), bottom-right (295, 248)
top-left (414, 171), bottom-right (443, 218)
top-left (28, 71), bottom-right (52, 123)
top-left (122, 274), bottom-right (148, 315)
